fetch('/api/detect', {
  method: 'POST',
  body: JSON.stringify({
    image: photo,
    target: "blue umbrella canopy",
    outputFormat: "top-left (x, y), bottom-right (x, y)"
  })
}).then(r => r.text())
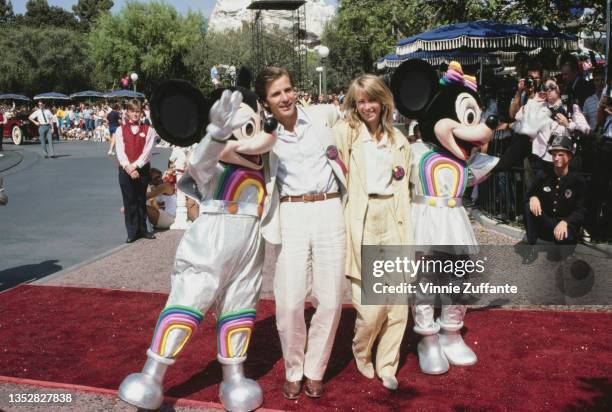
top-left (0, 93), bottom-right (30, 101)
top-left (378, 50), bottom-right (503, 69)
top-left (397, 20), bottom-right (578, 55)
top-left (33, 92), bottom-right (70, 100)
top-left (69, 90), bottom-right (105, 99)
top-left (105, 89), bottom-right (145, 99)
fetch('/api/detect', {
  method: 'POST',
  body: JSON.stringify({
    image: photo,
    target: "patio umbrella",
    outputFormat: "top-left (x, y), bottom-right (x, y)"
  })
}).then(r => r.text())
top-left (105, 89), bottom-right (145, 99)
top-left (33, 92), bottom-right (70, 100)
top-left (69, 90), bottom-right (105, 99)
top-left (0, 94), bottom-right (30, 101)
top-left (378, 50), bottom-right (503, 69)
top-left (396, 20), bottom-right (578, 55)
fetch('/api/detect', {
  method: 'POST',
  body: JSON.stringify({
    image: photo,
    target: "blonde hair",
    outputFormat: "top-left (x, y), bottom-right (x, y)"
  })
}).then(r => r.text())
top-left (342, 74), bottom-right (395, 143)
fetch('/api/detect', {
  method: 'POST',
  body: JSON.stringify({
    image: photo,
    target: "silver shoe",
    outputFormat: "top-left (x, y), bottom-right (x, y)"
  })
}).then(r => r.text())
top-left (218, 355), bottom-right (263, 412)
top-left (417, 334), bottom-right (449, 375)
top-left (118, 350), bottom-right (173, 410)
top-left (438, 328), bottom-right (477, 366)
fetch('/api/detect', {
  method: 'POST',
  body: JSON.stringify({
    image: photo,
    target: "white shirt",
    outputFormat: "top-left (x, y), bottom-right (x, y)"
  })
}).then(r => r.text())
top-left (515, 100), bottom-right (590, 162)
top-left (273, 107), bottom-right (338, 196)
top-left (362, 126), bottom-right (393, 195)
top-left (115, 124), bottom-right (157, 169)
top-left (30, 108), bottom-right (53, 125)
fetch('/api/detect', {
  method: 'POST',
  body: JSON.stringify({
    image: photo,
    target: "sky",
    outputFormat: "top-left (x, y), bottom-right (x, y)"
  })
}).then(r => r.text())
top-left (13, 0), bottom-right (337, 17)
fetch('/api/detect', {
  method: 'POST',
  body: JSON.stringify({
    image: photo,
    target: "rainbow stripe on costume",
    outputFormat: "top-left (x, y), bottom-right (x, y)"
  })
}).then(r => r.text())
top-left (214, 165), bottom-right (266, 206)
top-left (217, 309), bottom-right (256, 358)
top-left (150, 305), bottom-right (203, 358)
top-left (419, 150), bottom-right (468, 198)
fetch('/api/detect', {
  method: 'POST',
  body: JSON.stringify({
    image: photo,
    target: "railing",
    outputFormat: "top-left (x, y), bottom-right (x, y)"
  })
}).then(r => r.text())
top-left (476, 131), bottom-right (612, 243)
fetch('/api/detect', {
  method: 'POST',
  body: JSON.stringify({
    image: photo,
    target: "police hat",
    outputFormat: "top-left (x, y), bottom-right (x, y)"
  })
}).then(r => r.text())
top-left (150, 79), bottom-right (210, 147)
top-left (548, 134), bottom-right (574, 155)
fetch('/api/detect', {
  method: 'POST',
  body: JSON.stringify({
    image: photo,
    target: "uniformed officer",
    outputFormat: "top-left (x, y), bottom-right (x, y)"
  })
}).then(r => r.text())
top-left (524, 133), bottom-right (586, 244)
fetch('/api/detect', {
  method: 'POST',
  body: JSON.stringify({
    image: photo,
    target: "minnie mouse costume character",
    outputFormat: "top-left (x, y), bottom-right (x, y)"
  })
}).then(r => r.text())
top-left (118, 80), bottom-right (277, 411)
top-left (391, 60), bottom-right (499, 375)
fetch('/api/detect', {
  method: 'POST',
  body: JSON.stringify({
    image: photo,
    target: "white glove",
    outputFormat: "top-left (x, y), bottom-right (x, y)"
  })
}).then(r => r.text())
top-left (206, 90), bottom-right (251, 142)
top-left (512, 100), bottom-right (553, 139)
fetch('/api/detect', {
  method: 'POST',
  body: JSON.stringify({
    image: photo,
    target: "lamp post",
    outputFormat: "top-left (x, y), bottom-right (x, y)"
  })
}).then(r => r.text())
top-left (130, 72), bottom-right (138, 92)
top-left (316, 45), bottom-right (329, 98)
top-left (315, 66), bottom-right (323, 96)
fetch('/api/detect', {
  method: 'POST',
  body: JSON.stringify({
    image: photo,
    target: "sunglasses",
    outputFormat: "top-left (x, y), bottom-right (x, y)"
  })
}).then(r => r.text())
top-left (537, 84), bottom-right (556, 93)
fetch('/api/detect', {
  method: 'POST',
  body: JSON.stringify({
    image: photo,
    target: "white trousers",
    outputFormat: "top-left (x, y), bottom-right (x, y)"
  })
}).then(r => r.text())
top-left (274, 198), bottom-right (345, 381)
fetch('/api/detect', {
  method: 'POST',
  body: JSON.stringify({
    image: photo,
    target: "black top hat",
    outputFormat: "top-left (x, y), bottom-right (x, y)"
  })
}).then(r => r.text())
top-left (150, 79), bottom-right (210, 147)
top-left (548, 134), bottom-right (574, 154)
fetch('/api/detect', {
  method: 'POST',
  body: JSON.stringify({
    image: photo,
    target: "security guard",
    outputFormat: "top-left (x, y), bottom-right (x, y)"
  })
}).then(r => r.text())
top-left (524, 133), bottom-right (586, 244)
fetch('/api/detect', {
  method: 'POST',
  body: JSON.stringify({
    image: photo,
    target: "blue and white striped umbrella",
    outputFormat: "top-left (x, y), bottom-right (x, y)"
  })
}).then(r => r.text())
top-left (33, 92), bottom-right (70, 100)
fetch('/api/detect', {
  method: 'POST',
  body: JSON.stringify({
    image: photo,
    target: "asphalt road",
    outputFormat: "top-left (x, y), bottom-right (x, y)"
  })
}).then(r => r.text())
top-left (0, 140), bottom-right (171, 291)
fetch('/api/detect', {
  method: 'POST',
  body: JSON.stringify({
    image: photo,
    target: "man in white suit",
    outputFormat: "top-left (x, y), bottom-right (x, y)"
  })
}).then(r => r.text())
top-left (255, 67), bottom-right (347, 399)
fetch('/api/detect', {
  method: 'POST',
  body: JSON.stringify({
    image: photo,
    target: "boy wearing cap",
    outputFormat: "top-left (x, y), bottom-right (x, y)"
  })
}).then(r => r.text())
top-left (524, 134), bottom-right (586, 245)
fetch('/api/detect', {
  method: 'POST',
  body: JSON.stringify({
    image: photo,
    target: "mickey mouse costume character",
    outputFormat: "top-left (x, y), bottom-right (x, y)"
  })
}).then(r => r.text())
top-left (391, 60), bottom-right (499, 375)
top-left (118, 80), bottom-right (277, 411)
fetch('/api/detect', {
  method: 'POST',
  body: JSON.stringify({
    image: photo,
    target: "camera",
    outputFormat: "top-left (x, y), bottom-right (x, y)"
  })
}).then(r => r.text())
top-left (525, 76), bottom-right (535, 89)
top-left (549, 105), bottom-right (568, 120)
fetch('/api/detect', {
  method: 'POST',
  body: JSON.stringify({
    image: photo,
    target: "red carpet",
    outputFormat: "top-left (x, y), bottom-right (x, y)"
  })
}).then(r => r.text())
top-left (0, 285), bottom-right (611, 411)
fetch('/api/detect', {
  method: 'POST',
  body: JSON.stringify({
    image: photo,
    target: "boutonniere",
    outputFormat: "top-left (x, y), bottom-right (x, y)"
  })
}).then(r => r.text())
top-left (392, 166), bottom-right (405, 181)
top-left (326, 145), bottom-right (338, 160)
top-left (139, 132), bottom-right (146, 137)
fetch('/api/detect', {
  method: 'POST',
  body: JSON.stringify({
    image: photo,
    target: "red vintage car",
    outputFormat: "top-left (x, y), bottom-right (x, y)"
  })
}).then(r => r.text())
top-left (1, 110), bottom-right (39, 145)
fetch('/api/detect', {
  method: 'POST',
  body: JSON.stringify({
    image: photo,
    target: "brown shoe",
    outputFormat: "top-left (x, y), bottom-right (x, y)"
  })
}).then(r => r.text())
top-left (304, 378), bottom-right (323, 398)
top-left (283, 380), bottom-right (301, 400)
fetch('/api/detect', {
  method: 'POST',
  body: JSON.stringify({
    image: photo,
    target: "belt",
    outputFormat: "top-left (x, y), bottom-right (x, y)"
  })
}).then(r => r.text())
top-left (413, 194), bottom-right (462, 208)
top-left (199, 199), bottom-right (262, 217)
top-left (368, 194), bottom-right (393, 199)
top-left (280, 192), bottom-right (340, 203)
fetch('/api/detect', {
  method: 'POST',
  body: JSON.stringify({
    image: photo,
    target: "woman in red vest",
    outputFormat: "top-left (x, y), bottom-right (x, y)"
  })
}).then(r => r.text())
top-left (115, 99), bottom-right (157, 242)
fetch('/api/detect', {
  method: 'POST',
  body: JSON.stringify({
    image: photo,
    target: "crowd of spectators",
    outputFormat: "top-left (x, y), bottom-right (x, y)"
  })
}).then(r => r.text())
top-left (476, 52), bottom-right (611, 242)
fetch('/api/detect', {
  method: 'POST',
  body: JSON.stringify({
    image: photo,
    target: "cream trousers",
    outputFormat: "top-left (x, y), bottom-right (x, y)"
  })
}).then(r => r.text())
top-left (274, 197), bottom-right (346, 381)
top-left (351, 197), bottom-right (409, 378)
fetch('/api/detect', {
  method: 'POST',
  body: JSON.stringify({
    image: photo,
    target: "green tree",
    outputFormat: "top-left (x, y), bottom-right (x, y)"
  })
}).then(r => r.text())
top-left (0, 0), bottom-right (15, 25)
top-left (73, 0), bottom-right (114, 31)
top-left (183, 24), bottom-right (308, 94)
top-left (323, 0), bottom-right (605, 90)
top-left (0, 25), bottom-right (93, 95)
top-left (15, 0), bottom-right (80, 30)
top-left (87, 1), bottom-right (206, 93)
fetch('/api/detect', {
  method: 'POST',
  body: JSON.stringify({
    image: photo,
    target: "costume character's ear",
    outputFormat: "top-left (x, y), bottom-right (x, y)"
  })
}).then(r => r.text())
top-left (150, 79), bottom-right (211, 147)
top-left (236, 66), bottom-right (253, 89)
top-left (390, 59), bottom-right (439, 118)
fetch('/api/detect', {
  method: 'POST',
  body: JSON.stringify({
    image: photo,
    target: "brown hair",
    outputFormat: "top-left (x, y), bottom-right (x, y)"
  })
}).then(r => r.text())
top-left (255, 66), bottom-right (294, 102)
top-left (342, 74), bottom-right (396, 143)
top-left (125, 99), bottom-right (142, 113)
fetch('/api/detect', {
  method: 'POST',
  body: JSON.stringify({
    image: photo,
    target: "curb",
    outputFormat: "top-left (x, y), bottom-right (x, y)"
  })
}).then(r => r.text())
top-left (470, 207), bottom-right (612, 254)
top-left (469, 207), bottom-right (524, 240)
top-left (0, 150), bottom-right (23, 173)
top-left (32, 242), bottom-right (130, 286)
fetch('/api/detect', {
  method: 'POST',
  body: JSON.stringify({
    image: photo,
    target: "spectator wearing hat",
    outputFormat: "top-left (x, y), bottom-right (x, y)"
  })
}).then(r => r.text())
top-left (524, 134), bottom-right (586, 245)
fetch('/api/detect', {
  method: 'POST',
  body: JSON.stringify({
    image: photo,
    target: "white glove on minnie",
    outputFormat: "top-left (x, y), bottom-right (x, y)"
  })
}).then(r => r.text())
top-left (512, 99), bottom-right (553, 139)
top-left (206, 90), bottom-right (252, 142)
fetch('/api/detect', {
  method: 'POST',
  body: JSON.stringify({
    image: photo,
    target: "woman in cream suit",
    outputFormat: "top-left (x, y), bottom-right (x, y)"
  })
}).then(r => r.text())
top-left (334, 74), bottom-right (413, 390)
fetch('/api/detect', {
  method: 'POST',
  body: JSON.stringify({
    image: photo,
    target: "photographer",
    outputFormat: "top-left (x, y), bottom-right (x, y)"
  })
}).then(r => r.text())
top-left (514, 79), bottom-right (590, 174)
top-left (508, 62), bottom-right (543, 120)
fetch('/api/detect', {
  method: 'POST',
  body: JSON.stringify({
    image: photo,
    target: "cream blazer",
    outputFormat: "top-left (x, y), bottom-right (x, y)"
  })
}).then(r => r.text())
top-left (260, 104), bottom-right (347, 245)
top-left (334, 120), bottom-right (413, 280)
